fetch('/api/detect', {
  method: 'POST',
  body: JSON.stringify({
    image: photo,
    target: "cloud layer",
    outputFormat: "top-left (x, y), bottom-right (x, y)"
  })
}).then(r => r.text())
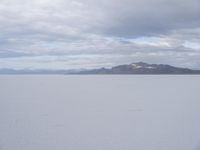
top-left (0, 0), bottom-right (200, 69)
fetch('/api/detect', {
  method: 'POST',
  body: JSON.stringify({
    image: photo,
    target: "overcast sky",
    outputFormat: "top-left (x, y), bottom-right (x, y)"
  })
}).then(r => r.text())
top-left (0, 0), bottom-right (200, 70)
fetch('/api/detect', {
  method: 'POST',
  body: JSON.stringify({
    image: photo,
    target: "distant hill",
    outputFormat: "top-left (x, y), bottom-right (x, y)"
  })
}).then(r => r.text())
top-left (0, 69), bottom-right (71, 75)
top-left (0, 62), bottom-right (200, 74)
top-left (76, 62), bottom-right (200, 74)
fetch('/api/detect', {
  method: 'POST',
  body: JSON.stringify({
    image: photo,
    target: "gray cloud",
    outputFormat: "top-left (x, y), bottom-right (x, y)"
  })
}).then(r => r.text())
top-left (101, 0), bottom-right (200, 37)
top-left (0, 0), bottom-right (200, 69)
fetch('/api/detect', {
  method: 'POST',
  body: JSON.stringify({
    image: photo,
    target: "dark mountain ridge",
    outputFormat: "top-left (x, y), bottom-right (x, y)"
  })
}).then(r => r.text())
top-left (77, 62), bottom-right (200, 74)
top-left (0, 62), bottom-right (200, 74)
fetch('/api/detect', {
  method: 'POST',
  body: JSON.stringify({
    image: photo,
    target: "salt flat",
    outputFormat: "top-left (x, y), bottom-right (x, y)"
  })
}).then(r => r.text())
top-left (0, 75), bottom-right (200, 150)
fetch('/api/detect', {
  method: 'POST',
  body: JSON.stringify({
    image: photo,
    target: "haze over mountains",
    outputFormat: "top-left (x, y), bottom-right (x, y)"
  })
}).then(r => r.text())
top-left (1, 62), bottom-right (200, 75)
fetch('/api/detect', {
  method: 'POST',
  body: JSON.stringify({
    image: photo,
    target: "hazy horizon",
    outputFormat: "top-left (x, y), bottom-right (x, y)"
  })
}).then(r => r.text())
top-left (0, 61), bottom-right (200, 72)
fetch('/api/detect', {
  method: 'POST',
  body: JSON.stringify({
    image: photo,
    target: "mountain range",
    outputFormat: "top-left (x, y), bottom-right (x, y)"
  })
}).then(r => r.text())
top-left (77, 62), bottom-right (200, 74)
top-left (1, 62), bottom-right (200, 74)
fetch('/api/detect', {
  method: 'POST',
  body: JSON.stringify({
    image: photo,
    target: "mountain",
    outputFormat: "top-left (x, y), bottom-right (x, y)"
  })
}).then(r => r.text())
top-left (0, 62), bottom-right (200, 74)
top-left (77, 62), bottom-right (200, 74)
top-left (0, 69), bottom-right (72, 74)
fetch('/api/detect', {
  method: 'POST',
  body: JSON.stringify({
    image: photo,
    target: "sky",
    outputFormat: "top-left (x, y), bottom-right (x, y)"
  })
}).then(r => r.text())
top-left (0, 0), bottom-right (200, 70)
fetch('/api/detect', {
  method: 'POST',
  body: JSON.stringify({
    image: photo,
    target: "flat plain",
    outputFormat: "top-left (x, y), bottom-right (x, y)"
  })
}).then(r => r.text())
top-left (0, 75), bottom-right (200, 150)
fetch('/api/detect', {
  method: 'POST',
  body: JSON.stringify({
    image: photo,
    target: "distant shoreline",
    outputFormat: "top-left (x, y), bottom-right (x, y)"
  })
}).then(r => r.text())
top-left (1, 62), bottom-right (200, 75)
